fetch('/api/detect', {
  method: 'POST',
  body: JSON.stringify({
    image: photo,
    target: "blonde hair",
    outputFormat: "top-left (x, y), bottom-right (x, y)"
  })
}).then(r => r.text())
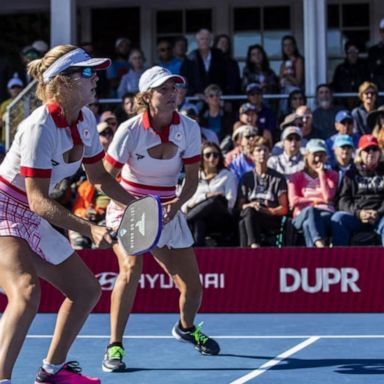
top-left (27, 44), bottom-right (78, 103)
top-left (133, 90), bottom-right (152, 114)
top-left (204, 84), bottom-right (222, 96)
top-left (358, 81), bottom-right (378, 100)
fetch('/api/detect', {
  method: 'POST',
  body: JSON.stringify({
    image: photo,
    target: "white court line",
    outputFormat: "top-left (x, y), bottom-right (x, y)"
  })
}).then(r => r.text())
top-left (229, 336), bottom-right (320, 384)
top-left (26, 334), bottom-right (384, 339)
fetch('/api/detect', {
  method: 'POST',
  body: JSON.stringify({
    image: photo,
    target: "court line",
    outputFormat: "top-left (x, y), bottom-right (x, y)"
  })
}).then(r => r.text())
top-left (26, 334), bottom-right (384, 339)
top-left (229, 336), bottom-right (320, 384)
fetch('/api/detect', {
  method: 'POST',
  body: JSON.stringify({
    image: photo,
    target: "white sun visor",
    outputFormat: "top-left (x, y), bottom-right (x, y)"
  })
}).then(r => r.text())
top-left (43, 48), bottom-right (111, 84)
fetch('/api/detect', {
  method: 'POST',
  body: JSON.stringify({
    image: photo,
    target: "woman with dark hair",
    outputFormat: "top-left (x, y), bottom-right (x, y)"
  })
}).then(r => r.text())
top-left (242, 44), bottom-right (279, 94)
top-left (213, 34), bottom-right (241, 94)
top-left (279, 35), bottom-right (304, 113)
top-left (182, 142), bottom-right (238, 246)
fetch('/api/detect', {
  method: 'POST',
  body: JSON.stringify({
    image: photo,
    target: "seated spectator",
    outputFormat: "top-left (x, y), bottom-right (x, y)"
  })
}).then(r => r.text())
top-left (182, 142), bottom-right (237, 246)
top-left (179, 104), bottom-right (219, 145)
top-left (173, 35), bottom-right (188, 63)
top-left (367, 105), bottom-right (384, 149)
top-left (117, 48), bottom-right (146, 97)
top-left (114, 92), bottom-right (136, 124)
top-left (69, 121), bottom-right (114, 249)
top-left (241, 44), bottom-right (279, 96)
top-left (352, 81), bottom-right (378, 135)
top-left (288, 139), bottom-right (339, 247)
top-left (280, 88), bottom-right (307, 123)
top-left (331, 134), bottom-right (355, 194)
top-left (245, 82), bottom-right (277, 139)
top-left (332, 41), bottom-right (370, 109)
top-left (312, 83), bottom-right (344, 139)
top-left (100, 111), bottom-right (118, 132)
top-left (279, 35), bottom-right (304, 114)
top-left (325, 110), bottom-right (359, 166)
top-left (156, 38), bottom-right (183, 75)
top-left (224, 124), bottom-right (248, 165)
top-left (233, 102), bottom-right (272, 146)
top-left (213, 34), bottom-right (241, 94)
top-left (107, 37), bottom-right (132, 97)
top-left (228, 125), bottom-right (257, 180)
top-left (272, 105), bottom-right (317, 155)
top-left (237, 137), bottom-right (288, 247)
top-left (268, 126), bottom-right (305, 177)
top-left (331, 134), bottom-right (384, 246)
top-left (199, 84), bottom-right (235, 141)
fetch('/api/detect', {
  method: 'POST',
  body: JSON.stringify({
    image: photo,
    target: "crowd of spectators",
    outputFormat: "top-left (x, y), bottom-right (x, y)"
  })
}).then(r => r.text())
top-left (2, 20), bottom-right (384, 249)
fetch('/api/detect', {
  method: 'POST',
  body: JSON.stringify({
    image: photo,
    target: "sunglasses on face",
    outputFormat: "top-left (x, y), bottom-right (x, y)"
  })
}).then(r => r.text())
top-left (203, 152), bottom-right (219, 159)
top-left (364, 91), bottom-right (377, 97)
top-left (244, 134), bottom-right (256, 140)
top-left (62, 67), bottom-right (95, 78)
top-left (208, 93), bottom-right (221, 98)
top-left (286, 135), bottom-right (301, 142)
top-left (363, 146), bottom-right (379, 153)
top-left (99, 128), bottom-right (114, 137)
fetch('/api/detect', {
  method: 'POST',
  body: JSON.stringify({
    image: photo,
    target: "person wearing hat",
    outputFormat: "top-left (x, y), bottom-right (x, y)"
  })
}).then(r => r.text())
top-left (331, 134), bottom-right (384, 246)
top-left (325, 110), bottom-right (359, 166)
top-left (100, 110), bottom-right (118, 132)
top-left (0, 75), bottom-right (25, 142)
top-left (268, 126), bottom-right (304, 177)
top-left (246, 82), bottom-right (277, 139)
top-left (368, 18), bottom-right (384, 96)
top-left (0, 45), bottom-right (139, 384)
top-left (368, 105), bottom-right (384, 149)
top-left (288, 138), bottom-right (339, 247)
top-left (103, 65), bottom-right (220, 372)
top-left (351, 81), bottom-right (378, 136)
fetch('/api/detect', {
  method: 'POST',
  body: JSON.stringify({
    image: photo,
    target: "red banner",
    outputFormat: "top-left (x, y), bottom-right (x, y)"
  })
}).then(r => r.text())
top-left (1, 247), bottom-right (384, 312)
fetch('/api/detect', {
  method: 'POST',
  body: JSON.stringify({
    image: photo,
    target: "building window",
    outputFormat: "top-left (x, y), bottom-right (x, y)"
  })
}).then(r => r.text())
top-left (233, 6), bottom-right (291, 74)
top-left (327, 3), bottom-right (370, 81)
top-left (156, 8), bottom-right (212, 50)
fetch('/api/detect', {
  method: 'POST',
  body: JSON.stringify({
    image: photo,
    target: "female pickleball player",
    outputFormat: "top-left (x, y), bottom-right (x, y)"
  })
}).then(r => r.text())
top-left (0, 45), bottom-right (136, 384)
top-left (102, 66), bottom-right (220, 372)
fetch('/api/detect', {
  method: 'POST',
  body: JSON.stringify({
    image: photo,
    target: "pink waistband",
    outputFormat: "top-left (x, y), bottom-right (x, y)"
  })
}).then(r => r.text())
top-left (0, 178), bottom-right (29, 206)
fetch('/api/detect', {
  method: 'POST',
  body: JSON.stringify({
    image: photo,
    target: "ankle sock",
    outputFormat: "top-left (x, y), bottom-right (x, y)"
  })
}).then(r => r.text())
top-left (108, 341), bottom-right (124, 349)
top-left (42, 359), bottom-right (64, 374)
top-left (179, 321), bottom-right (195, 333)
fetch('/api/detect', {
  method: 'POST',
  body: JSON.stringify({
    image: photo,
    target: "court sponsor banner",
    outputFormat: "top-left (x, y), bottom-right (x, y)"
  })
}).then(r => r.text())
top-left (1, 247), bottom-right (384, 312)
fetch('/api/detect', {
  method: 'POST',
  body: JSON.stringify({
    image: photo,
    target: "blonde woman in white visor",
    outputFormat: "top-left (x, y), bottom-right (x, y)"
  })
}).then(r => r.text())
top-left (0, 45), bottom-right (137, 384)
top-left (102, 66), bottom-right (220, 373)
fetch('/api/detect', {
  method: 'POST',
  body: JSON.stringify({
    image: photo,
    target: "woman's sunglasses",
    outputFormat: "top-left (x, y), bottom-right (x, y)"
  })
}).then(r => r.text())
top-left (61, 67), bottom-right (95, 78)
top-left (203, 152), bottom-right (219, 159)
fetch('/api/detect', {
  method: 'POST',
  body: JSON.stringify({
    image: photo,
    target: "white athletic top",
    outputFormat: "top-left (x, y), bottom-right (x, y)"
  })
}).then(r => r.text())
top-left (105, 110), bottom-right (201, 201)
top-left (0, 102), bottom-right (104, 204)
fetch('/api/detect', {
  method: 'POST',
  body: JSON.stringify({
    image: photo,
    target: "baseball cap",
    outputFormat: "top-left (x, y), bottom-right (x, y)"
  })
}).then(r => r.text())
top-left (239, 102), bottom-right (257, 114)
top-left (306, 138), bottom-right (327, 153)
top-left (42, 48), bottom-right (111, 84)
top-left (232, 125), bottom-right (258, 141)
top-left (281, 126), bottom-right (303, 141)
top-left (335, 110), bottom-right (353, 123)
top-left (7, 77), bottom-right (24, 89)
top-left (97, 121), bottom-right (110, 134)
top-left (358, 134), bottom-right (379, 150)
top-left (100, 111), bottom-right (117, 122)
top-left (333, 134), bottom-right (354, 149)
top-left (139, 66), bottom-right (185, 92)
top-left (246, 82), bottom-right (262, 94)
top-left (380, 18), bottom-right (384, 30)
top-left (32, 40), bottom-right (49, 54)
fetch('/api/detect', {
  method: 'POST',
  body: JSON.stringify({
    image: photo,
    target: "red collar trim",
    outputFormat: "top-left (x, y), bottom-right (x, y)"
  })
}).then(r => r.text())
top-left (47, 102), bottom-right (84, 145)
top-left (142, 110), bottom-right (180, 143)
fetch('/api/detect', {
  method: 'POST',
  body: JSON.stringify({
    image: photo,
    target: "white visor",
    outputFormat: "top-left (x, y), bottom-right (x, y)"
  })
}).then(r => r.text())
top-left (43, 48), bottom-right (111, 84)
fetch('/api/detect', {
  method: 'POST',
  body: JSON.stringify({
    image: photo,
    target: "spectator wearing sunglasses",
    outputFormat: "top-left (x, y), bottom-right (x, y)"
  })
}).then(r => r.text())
top-left (156, 38), bottom-right (183, 75)
top-left (182, 142), bottom-right (238, 246)
top-left (351, 81), bottom-right (378, 136)
top-left (268, 126), bottom-right (304, 177)
top-left (0, 45), bottom-right (137, 384)
top-left (331, 135), bottom-right (384, 246)
top-left (237, 136), bottom-right (288, 247)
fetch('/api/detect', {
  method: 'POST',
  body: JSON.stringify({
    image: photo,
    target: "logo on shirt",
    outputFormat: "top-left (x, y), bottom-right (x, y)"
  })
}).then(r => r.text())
top-left (136, 154), bottom-right (145, 160)
top-left (175, 132), bottom-right (183, 141)
top-left (51, 159), bottom-right (59, 166)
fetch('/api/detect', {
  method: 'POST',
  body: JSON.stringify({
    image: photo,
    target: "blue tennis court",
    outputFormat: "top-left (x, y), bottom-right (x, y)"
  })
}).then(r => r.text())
top-left (10, 313), bottom-right (384, 383)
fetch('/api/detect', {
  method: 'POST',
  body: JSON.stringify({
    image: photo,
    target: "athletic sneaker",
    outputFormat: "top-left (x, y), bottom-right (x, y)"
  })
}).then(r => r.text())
top-left (34, 361), bottom-right (100, 384)
top-left (102, 345), bottom-right (126, 372)
top-left (172, 321), bottom-right (220, 355)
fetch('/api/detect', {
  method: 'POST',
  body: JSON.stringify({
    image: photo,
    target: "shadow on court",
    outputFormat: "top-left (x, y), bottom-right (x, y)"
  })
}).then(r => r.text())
top-left (221, 353), bottom-right (384, 375)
